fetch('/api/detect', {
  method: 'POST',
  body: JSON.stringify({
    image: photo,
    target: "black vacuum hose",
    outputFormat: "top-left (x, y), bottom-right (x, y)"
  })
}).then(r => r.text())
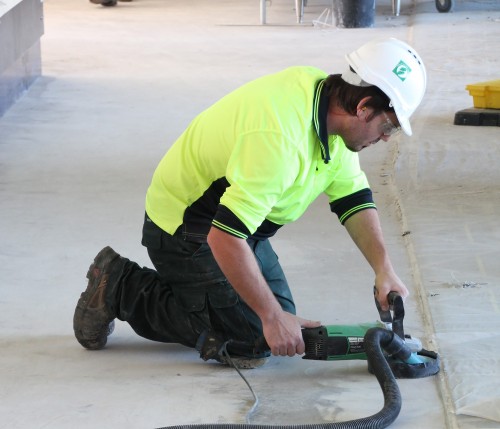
top-left (157, 327), bottom-right (406, 429)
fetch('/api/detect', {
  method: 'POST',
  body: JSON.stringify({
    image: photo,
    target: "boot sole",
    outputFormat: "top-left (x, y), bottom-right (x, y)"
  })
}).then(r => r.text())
top-left (73, 247), bottom-right (119, 350)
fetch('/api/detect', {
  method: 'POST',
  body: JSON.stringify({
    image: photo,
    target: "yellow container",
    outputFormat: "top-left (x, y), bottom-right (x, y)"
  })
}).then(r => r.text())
top-left (466, 79), bottom-right (500, 109)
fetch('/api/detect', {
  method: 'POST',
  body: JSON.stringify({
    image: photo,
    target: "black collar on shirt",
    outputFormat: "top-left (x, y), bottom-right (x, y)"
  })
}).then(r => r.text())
top-left (312, 78), bottom-right (331, 164)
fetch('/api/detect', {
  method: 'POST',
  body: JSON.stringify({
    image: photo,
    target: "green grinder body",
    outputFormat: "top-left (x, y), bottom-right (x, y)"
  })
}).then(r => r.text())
top-left (302, 323), bottom-right (382, 361)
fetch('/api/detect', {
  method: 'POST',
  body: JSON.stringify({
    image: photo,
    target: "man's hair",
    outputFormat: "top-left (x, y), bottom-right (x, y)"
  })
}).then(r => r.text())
top-left (324, 73), bottom-right (393, 116)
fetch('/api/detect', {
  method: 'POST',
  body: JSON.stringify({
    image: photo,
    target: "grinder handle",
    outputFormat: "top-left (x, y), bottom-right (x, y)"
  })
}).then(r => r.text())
top-left (374, 289), bottom-right (405, 340)
top-left (375, 288), bottom-right (395, 322)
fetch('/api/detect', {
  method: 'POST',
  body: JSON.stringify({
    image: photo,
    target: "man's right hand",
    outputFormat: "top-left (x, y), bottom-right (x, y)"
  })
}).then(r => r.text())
top-left (262, 312), bottom-right (321, 357)
top-left (207, 228), bottom-right (320, 357)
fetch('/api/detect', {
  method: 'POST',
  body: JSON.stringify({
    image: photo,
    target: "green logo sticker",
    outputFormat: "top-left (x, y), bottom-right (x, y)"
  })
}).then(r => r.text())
top-left (392, 60), bottom-right (412, 82)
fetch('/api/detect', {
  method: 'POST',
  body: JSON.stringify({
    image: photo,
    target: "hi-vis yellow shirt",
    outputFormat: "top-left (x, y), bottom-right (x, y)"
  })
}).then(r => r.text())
top-left (145, 66), bottom-right (374, 241)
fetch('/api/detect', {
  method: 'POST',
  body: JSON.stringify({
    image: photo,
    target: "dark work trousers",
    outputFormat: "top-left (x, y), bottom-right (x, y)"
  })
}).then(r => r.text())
top-left (105, 214), bottom-right (296, 357)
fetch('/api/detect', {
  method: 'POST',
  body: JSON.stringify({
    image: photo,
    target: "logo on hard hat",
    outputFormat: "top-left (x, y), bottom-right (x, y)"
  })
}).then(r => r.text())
top-left (392, 60), bottom-right (412, 82)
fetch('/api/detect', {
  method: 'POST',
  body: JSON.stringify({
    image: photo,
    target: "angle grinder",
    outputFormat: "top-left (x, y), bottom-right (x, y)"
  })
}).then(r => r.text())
top-left (199, 291), bottom-right (440, 379)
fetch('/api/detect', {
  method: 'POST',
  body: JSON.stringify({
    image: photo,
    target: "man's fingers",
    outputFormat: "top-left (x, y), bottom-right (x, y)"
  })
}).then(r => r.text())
top-left (295, 340), bottom-right (305, 356)
top-left (271, 337), bottom-right (305, 357)
top-left (266, 313), bottom-right (321, 357)
top-left (378, 296), bottom-right (389, 311)
top-left (302, 320), bottom-right (322, 328)
top-left (298, 317), bottom-right (322, 329)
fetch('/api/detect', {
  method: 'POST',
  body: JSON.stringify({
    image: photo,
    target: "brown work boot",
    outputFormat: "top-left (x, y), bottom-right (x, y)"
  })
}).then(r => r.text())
top-left (73, 246), bottom-right (121, 350)
top-left (218, 355), bottom-right (268, 369)
top-left (89, 0), bottom-right (118, 6)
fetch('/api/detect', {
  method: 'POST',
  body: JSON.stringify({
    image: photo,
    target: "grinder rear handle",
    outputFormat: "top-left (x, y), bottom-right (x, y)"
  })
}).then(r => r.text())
top-left (374, 289), bottom-right (405, 340)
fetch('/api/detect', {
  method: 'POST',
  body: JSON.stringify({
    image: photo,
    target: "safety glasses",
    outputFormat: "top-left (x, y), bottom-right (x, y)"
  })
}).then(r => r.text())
top-left (380, 111), bottom-right (401, 136)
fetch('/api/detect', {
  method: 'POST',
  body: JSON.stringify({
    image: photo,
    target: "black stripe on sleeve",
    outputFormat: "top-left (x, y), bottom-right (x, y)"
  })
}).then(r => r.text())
top-left (330, 188), bottom-right (376, 224)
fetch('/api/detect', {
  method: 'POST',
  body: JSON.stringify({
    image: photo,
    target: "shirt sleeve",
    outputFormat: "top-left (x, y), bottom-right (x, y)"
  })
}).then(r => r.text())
top-left (330, 188), bottom-right (376, 224)
top-left (212, 204), bottom-right (251, 239)
top-left (215, 130), bottom-right (300, 238)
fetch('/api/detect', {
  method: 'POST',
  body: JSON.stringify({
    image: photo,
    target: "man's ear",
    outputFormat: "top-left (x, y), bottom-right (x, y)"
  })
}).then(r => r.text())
top-left (356, 106), bottom-right (367, 120)
top-left (357, 96), bottom-right (378, 122)
top-left (356, 96), bottom-right (372, 112)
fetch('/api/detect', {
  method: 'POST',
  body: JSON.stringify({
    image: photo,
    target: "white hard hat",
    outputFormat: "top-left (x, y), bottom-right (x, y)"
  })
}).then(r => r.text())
top-left (343, 37), bottom-right (427, 136)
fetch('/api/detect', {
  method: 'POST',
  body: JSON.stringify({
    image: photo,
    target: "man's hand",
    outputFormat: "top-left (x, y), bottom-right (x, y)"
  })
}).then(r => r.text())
top-left (207, 227), bottom-right (321, 357)
top-left (262, 312), bottom-right (321, 357)
top-left (374, 270), bottom-right (409, 311)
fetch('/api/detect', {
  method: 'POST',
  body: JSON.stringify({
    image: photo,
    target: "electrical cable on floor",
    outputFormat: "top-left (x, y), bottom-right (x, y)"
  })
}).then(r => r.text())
top-left (220, 342), bottom-right (260, 424)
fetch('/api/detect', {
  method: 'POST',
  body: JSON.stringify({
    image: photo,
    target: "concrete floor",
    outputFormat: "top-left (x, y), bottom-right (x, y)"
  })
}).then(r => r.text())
top-left (1, 0), bottom-right (500, 428)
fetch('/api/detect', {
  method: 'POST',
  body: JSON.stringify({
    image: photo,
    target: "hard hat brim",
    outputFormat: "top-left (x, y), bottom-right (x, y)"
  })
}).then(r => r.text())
top-left (396, 112), bottom-right (412, 136)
